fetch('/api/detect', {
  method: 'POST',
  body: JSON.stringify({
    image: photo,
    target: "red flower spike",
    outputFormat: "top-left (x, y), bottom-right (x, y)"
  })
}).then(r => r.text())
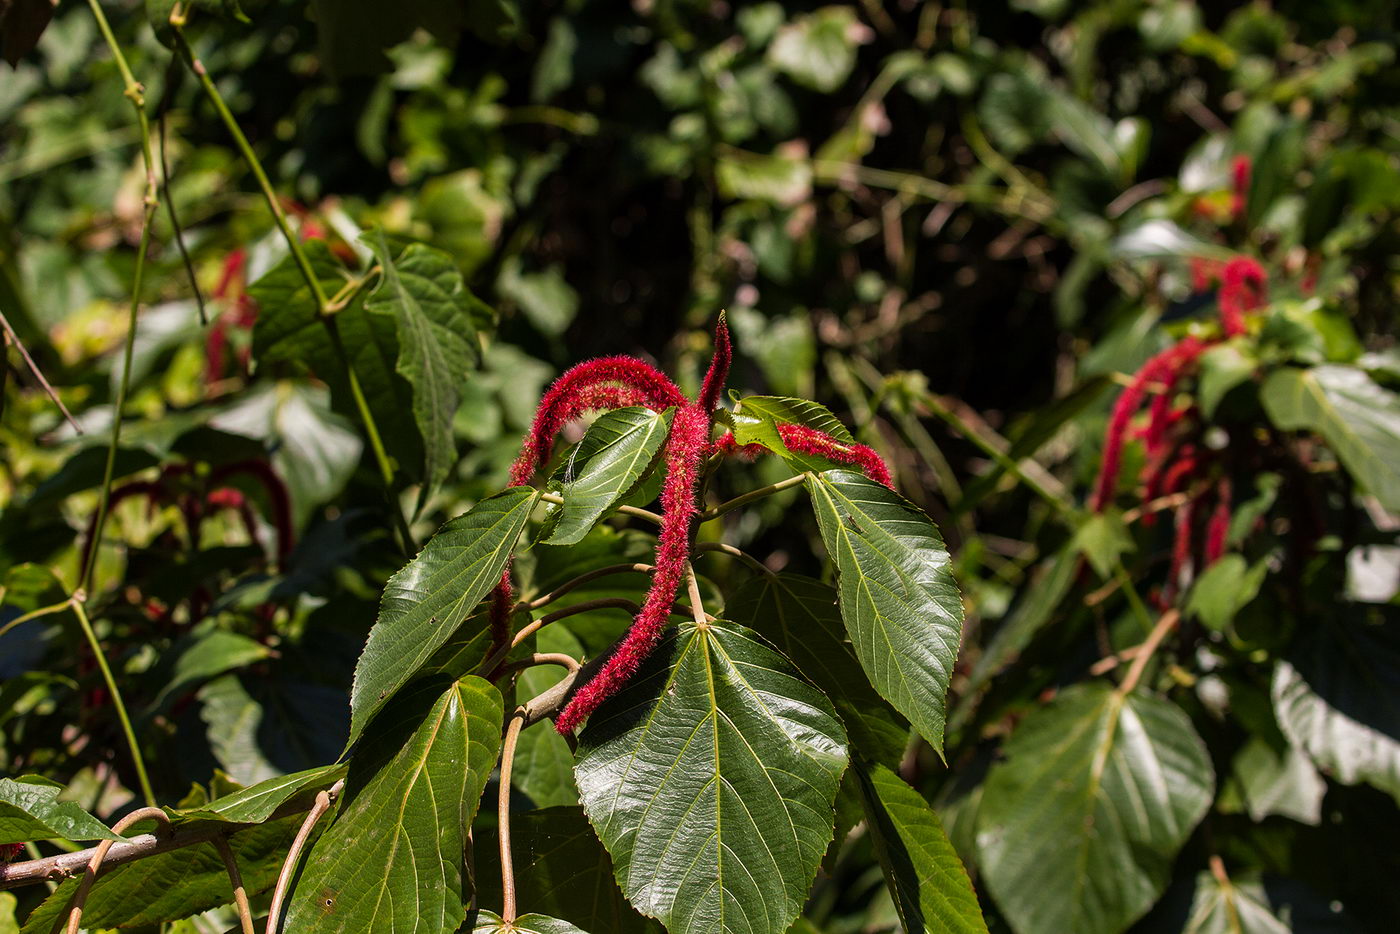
top-left (1205, 478), bottom-right (1232, 565)
top-left (1092, 348), bottom-right (1175, 512)
top-left (714, 432), bottom-right (765, 460)
top-left (489, 566), bottom-right (514, 651)
top-left (508, 356), bottom-right (688, 488)
top-left (697, 311), bottom-right (732, 413)
top-left (1218, 257), bottom-right (1267, 338)
top-left (776, 423), bottom-right (893, 488)
top-left (210, 461), bottom-right (296, 566)
top-left (1189, 257), bottom-right (1223, 294)
top-left (1231, 155), bottom-right (1252, 220)
top-left (1, 842), bottom-right (23, 863)
top-left (1165, 497), bottom-right (1197, 604)
top-left (555, 402), bottom-right (710, 734)
top-left (555, 318), bottom-right (731, 733)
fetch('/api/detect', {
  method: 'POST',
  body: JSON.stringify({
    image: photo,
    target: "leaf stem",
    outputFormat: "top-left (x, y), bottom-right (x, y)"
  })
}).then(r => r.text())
top-left (537, 490), bottom-right (663, 525)
top-left (498, 710), bottom-right (526, 924)
top-left (1112, 559), bottom-right (1158, 640)
top-left (699, 473), bottom-right (808, 522)
top-left (693, 541), bottom-right (773, 577)
top-left (70, 599), bottom-right (155, 807)
top-left (0, 309), bottom-right (82, 434)
top-left (0, 598), bottom-right (72, 641)
top-left (482, 598), bottom-right (642, 678)
top-left (513, 563), bottom-right (655, 613)
top-left (212, 835), bottom-right (256, 934)
top-left (61, 807), bottom-right (170, 934)
top-left (264, 780), bottom-right (343, 934)
top-left (1115, 609), bottom-right (1180, 696)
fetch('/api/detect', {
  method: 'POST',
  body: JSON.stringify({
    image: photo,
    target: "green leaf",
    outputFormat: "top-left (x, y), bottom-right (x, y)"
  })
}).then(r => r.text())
top-left (18, 812), bottom-right (314, 933)
top-left (473, 911), bottom-right (589, 934)
top-left (1186, 555), bottom-right (1268, 632)
top-left (543, 407), bottom-right (672, 546)
top-left (806, 469), bottom-right (964, 752)
top-left (1272, 612), bottom-right (1400, 803)
top-left (855, 762), bottom-right (989, 934)
top-left (1048, 90), bottom-right (1120, 178)
top-left (198, 674), bottom-right (348, 786)
top-left (716, 149), bottom-right (813, 205)
top-left (1197, 342), bottom-right (1258, 418)
top-left (975, 683), bottom-right (1214, 934)
top-left (173, 764), bottom-right (346, 824)
top-left (768, 6), bottom-right (861, 93)
top-left (1072, 511), bottom-right (1133, 579)
top-left (1141, 872), bottom-right (1357, 934)
top-left (149, 629), bottom-right (275, 711)
top-left (349, 486), bottom-right (536, 744)
top-left (726, 573), bottom-right (909, 767)
top-left (473, 806), bottom-right (659, 934)
top-left (1224, 737), bottom-right (1325, 826)
top-left (732, 395), bottom-right (854, 451)
top-left (574, 621), bottom-right (848, 934)
top-left (285, 676), bottom-right (503, 934)
top-left (1260, 365), bottom-right (1400, 511)
top-left (0, 777), bottom-right (124, 843)
top-left (362, 229), bottom-right (486, 493)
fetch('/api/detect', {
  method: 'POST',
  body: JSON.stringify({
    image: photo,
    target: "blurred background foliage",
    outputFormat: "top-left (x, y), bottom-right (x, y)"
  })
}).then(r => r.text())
top-left (2, 0), bottom-right (1399, 932)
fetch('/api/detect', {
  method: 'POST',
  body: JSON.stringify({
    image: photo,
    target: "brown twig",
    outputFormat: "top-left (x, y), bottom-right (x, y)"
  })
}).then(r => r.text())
top-left (498, 710), bottom-right (527, 924)
top-left (513, 563), bottom-right (654, 613)
top-left (1116, 609), bottom-right (1180, 696)
top-left (212, 835), bottom-right (255, 934)
top-left (693, 541), bottom-right (773, 577)
top-left (685, 562), bottom-right (707, 626)
top-left (497, 652), bottom-right (583, 679)
top-left (263, 779), bottom-right (344, 934)
top-left (0, 309), bottom-right (82, 434)
top-left (482, 598), bottom-right (642, 679)
top-left (61, 807), bottom-right (170, 934)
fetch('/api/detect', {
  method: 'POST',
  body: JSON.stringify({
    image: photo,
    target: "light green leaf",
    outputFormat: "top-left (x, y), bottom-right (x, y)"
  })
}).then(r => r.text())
top-left (173, 764), bottom-right (346, 824)
top-left (0, 777), bottom-right (124, 843)
top-left (285, 676), bottom-right (503, 934)
top-left (1072, 511), bottom-right (1133, 579)
top-left (855, 762), bottom-right (989, 934)
top-left (362, 229), bottom-right (486, 492)
top-left (1186, 555), bottom-right (1268, 632)
top-left (575, 621), bottom-right (848, 934)
top-left (731, 395), bottom-right (854, 449)
top-left (976, 683), bottom-right (1214, 934)
top-left (1261, 365), bottom-right (1400, 511)
top-left (767, 6), bottom-right (861, 93)
top-left (1272, 612), bottom-right (1400, 803)
top-left (544, 407), bottom-right (672, 546)
top-left (19, 812), bottom-right (312, 933)
top-left (473, 911), bottom-right (589, 933)
top-left (806, 469), bottom-right (964, 752)
top-left (1142, 872), bottom-right (1357, 934)
top-left (1198, 342), bottom-right (1258, 417)
top-left (716, 149), bottom-right (813, 205)
top-left (349, 486), bottom-right (536, 743)
top-left (727, 573), bottom-right (908, 766)
top-left (473, 806), bottom-right (659, 934)
top-left (1226, 737), bottom-right (1325, 826)
top-left (149, 630), bottom-right (275, 711)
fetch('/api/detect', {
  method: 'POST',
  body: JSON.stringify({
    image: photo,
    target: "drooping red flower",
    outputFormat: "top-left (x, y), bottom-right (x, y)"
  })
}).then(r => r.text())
top-left (1204, 477), bottom-right (1232, 565)
top-left (715, 423), bottom-right (892, 487)
top-left (1165, 496), bottom-right (1197, 604)
top-left (554, 321), bottom-right (732, 733)
top-left (1218, 257), bottom-right (1267, 338)
top-left (1230, 155), bottom-right (1252, 220)
top-left (1189, 257), bottom-right (1224, 293)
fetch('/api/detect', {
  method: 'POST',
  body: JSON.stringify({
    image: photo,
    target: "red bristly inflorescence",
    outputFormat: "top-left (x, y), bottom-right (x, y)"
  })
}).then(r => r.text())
top-left (1218, 256), bottom-right (1267, 338)
top-left (1230, 155), bottom-right (1252, 221)
top-left (715, 424), bottom-right (893, 488)
top-left (1, 842), bottom-right (23, 863)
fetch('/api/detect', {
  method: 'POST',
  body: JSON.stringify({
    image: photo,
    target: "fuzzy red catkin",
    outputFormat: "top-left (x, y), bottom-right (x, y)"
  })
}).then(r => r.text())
top-left (554, 321), bottom-right (732, 733)
top-left (1, 842), bottom-right (23, 863)
top-left (508, 356), bottom-right (688, 487)
top-left (1142, 337), bottom-right (1206, 457)
top-left (1165, 496), bottom-right (1197, 604)
top-left (1091, 345), bottom-right (1181, 512)
top-left (714, 426), bottom-right (893, 487)
top-left (1231, 155), bottom-right (1252, 220)
top-left (1204, 478), bottom-right (1232, 565)
top-left (1218, 256), bottom-right (1267, 338)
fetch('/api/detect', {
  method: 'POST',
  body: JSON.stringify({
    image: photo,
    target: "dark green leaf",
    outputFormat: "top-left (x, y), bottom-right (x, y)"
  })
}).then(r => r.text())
top-left (0, 0), bottom-right (56, 65)
top-left (362, 229), bottom-right (486, 493)
top-left (575, 621), bottom-right (848, 934)
top-left (543, 407), bottom-right (672, 546)
top-left (1224, 737), bottom-right (1325, 826)
top-left (0, 777), bottom-right (124, 844)
top-left (807, 469), bottom-right (964, 752)
top-left (198, 674), bottom-right (349, 785)
top-left (349, 486), bottom-right (536, 744)
top-left (1272, 612), bottom-right (1400, 802)
top-left (1260, 365), bottom-right (1400, 511)
top-left (285, 676), bottom-right (503, 934)
top-left (1141, 872), bottom-right (1359, 934)
top-left (855, 762), bottom-right (989, 934)
top-left (149, 629), bottom-right (274, 712)
top-left (731, 395), bottom-right (854, 452)
top-left (975, 683), bottom-right (1214, 934)
top-left (727, 573), bottom-right (908, 766)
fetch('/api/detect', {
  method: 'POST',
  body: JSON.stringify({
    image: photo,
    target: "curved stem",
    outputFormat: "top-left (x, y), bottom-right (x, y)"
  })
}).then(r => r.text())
top-left (212, 835), bottom-right (256, 934)
top-left (0, 599), bottom-right (72, 641)
top-left (692, 541), bottom-right (772, 577)
top-left (684, 562), bottom-right (707, 626)
top-left (482, 598), bottom-right (641, 679)
top-left (699, 474), bottom-right (807, 522)
top-left (537, 491), bottom-right (662, 525)
top-left (497, 653), bottom-right (582, 679)
top-left (514, 563), bottom-right (655, 613)
top-left (0, 309), bottom-right (82, 433)
top-left (70, 600), bottom-right (154, 807)
top-left (498, 710), bottom-right (526, 924)
top-left (62, 807), bottom-right (169, 934)
top-left (264, 780), bottom-right (343, 934)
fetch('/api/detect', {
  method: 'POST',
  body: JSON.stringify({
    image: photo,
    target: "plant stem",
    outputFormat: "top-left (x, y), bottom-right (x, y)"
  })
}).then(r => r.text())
top-left (0, 598), bottom-right (72, 640)
top-left (498, 711), bottom-right (526, 924)
top-left (70, 600), bottom-right (155, 807)
top-left (537, 490), bottom-right (663, 525)
top-left (169, 15), bottom-right (414, 553)
top-left (692, 541), bottom-right (772, 577)
top-left (514, 563), bottom-right (655, 613)
top-left (0, 308), bottom-right (82, 433)
top-left (212, 836), bottom-right (256, 934)
top-left (699, 474), bottom-right (808, 522)
top-left (482, 598), bottom-right (642, 678)
top-left (264, 781), bottom-right (342, 934)
top-left (684, 562), bottom-right (707, 625)
top-left (1112, 559), bottom-right (1158, 640)
top-left (62, 807), bottom-right (170, 934)
top-left (1116, 609), bottom-right (1180, 696)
